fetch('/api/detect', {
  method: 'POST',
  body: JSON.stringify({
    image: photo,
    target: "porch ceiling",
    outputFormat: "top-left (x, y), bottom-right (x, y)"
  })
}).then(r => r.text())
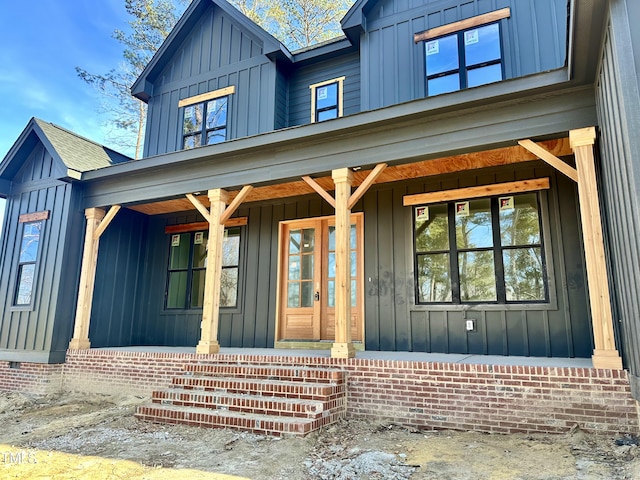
top-left (127, 137), bottom-right (571, 215)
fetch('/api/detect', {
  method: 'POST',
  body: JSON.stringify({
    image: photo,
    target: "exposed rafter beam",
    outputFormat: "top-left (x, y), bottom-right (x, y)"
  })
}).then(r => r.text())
top-left (92, 205), bottom-right (121, 240)
top-left (518, 139), bottom-right (578, 182)
top-left (220, 185), bottom-right (253, 224)
top-left (302, 175), bottom-right (336, 208)
top-left (186, 193), bottom-right (211, 222)
top-left (348, 163), bottom-right (387, 209)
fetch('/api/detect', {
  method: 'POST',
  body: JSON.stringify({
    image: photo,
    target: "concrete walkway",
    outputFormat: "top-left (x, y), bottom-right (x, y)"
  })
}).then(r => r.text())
top-left (95, 346), bottom-right (593, 368)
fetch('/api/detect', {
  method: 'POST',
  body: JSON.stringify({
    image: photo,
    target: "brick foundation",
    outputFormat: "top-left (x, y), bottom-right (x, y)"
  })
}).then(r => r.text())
top-left (2, 349), bottom-right (639, 435)
top-left (0, 361), bottom-right (63, 395)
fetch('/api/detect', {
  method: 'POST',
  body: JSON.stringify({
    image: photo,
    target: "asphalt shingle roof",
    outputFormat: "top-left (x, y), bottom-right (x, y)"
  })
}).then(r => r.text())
top-left (34, 119), bottom-right (131, 173)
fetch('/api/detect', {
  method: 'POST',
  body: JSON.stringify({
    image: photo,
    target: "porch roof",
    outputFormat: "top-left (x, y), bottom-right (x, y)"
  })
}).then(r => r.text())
top-left (82, 70), bottom-right (595, 210)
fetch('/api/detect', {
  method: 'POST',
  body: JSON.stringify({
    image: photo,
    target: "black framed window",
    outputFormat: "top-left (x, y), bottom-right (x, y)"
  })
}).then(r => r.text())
top-left (315, 82), bottom-right (338, 122)
top-left (414, 193), bottom-right (547, 304)
top-left (166, 227), bottom-right (241, 309)
top-left (15, 221), bottom-right (43, 306)
top-left (425, 22), bottom-right (503, 96)
top-left (310, 77), bottom-right (345, 123)
top-left (182, 96), bottom-right (228, 149)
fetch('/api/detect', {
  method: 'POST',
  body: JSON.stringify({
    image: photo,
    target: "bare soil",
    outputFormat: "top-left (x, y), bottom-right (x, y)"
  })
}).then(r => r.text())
top-left (0, 391), bottom-right (638, 479)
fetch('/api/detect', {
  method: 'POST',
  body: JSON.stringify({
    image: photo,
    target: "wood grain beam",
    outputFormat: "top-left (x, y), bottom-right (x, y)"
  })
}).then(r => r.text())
top-left (302, 175), bottom-right (336, 208)
top-left (126, 138), bottom-right (571, 216)
top-left (93, 205), bottom-right (121, 240)
top-left (518, 139), bottom-right (578, 182)
top-left (186, 193), bottom-right (211, 222)
top-left (403, 178), bottom-right (550, 206)
top-left (414, 8), bottom-right (511, 43)
top-left (348, 163), bottom-right (387, 209)
top-left (220, 185), bottom-right (253, 224)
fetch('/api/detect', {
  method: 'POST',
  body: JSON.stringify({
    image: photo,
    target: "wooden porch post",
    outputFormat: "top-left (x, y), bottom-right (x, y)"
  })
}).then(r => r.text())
top-left (331, 168), bottom-right (356, 359)
top-left (570, 127), bottom-right (623, 370)
top-left (196, 188), bottom-right (228, 354)
top-left (69, 207), bottom-right (106, 350)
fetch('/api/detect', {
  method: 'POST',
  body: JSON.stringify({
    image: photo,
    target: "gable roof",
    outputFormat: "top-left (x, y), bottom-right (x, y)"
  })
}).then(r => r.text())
top-left (341, 0), bottom-right (371, 42)
top-left (0, 118), bottom-right (131, 185)
top-left (132, 0), bottom-right (292, 102)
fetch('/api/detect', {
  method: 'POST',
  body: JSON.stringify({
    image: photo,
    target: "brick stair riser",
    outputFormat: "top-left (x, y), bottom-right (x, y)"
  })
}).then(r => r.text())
top-left (135, 406), bottom-right (343, 437)
top-left (150, 390), bottom-right (337, 419)
top-left (136, 363), bottom-right (348, 437)
top-left (184, 364), bottom-right (344, 383)
top-left (172, 378), bottom-right (344, 400)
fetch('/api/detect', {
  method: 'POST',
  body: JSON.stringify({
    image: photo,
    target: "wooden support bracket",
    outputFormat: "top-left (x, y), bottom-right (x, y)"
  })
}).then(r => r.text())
top-left (186, 194), bottom-right (211, 223)
top-left (220, 185), bottom-right (253, 224)
top-left (302, 176), bottom-right (336, 208)
top-left (348, 163), bottom-right (387, 209)
top-left (303, 163), bottom-right (387, 211)
top-left (518, 139), bottom-right (578, 183)
top-left (92, 205), bottom-right (121, 240)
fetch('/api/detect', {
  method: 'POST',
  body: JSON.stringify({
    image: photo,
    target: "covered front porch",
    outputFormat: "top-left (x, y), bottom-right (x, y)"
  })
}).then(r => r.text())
top-left (67, 126), bottom-right (622, 369)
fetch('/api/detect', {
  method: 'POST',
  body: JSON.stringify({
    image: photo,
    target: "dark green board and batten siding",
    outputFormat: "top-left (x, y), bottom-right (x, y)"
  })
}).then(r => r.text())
top-left (361, 0), bottom-right (568, 111)
top-left (0, 142), bottom-right (84, 363)
top-left (89, 164), bottom-right (591, 358)
top-left (596, 0), bottom-right (640, 398)
top-left (143, 3), bottom-right (277, 157)
top-left (287, 52), bottom-right (361, 127)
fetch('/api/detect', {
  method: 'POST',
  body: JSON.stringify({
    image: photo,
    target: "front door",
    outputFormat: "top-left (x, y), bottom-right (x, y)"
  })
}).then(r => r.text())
top-left (278, 214), bottom-right (363, 342)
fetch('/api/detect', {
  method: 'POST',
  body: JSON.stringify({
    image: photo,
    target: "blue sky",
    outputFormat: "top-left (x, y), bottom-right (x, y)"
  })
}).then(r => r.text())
top-left (0, 0), bottom-right (137, 233)
top-left (0, 0), bottom-right (132, 160)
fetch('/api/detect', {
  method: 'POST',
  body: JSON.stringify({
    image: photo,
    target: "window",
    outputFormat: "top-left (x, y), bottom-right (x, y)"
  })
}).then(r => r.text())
top-left (182, 97), bottom-right (228, 149)
top-left (15, 220), bottom-right (43, 305)
top-left (166, 227), bottom-right (241, 309)
top-left (178, 86), bottom-right (235, 150)
top-left (310, 77), bottom-right (345, 123)
top-left (414, 193), bottom-right (547, 304)
top-left (414, 8), bottom-right (510, 97)
top-left (424, 22), bottom-right (503, 96)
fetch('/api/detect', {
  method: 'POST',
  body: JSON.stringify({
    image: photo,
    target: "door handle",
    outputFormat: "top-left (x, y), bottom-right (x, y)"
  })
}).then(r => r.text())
top-left (314, 291), bottom-right (320, 301)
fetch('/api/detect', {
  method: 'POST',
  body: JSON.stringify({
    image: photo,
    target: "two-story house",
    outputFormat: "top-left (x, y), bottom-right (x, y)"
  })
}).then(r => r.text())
top-left (0, 0), bottom-right (639, 432)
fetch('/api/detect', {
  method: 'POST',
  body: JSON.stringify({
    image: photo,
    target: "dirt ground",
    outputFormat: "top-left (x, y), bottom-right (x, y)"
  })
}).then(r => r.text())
top-left (0, 392), bottom-right (638, 480)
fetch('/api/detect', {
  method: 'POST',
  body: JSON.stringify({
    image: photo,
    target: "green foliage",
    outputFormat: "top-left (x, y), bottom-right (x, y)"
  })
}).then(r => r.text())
top-left (229, 0), bottom-right (353, 50)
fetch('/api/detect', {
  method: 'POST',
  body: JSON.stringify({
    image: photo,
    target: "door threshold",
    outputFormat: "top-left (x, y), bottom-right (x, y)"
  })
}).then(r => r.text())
top-left (274, 340), bottom-right (365, 351)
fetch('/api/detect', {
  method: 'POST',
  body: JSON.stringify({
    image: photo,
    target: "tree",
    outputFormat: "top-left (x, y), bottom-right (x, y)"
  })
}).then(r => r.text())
top-left (265, 0), bottom-right (352, 50)
top-left (77, 0), bottom-right (190, 158)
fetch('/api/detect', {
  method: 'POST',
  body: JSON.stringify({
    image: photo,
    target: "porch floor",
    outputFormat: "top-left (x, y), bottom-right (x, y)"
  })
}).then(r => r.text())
top-left (94, 346), bottom-right (593, 368)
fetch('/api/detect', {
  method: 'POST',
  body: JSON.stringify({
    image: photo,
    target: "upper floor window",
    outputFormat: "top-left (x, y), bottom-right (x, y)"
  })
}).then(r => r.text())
top-left (14, 211), bottom-right (49, 306)
top-left (166, 226), bottom-right (242, 309)
top-left (178, 86), bottom-right (235, 150)
top-left (310, 77), bottom-right (345, 123)
top-left (411, 188), bottom-right (548, 305)
top-left (414, 8), bottom-right (510, 97)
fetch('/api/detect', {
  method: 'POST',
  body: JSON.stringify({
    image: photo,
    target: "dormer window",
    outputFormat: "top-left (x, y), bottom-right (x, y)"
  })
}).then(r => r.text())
top-left (415, 8), bottom-right (509, 97)
top-left (178, 86), bottom-right (235, 149)
top-left (310, 77), bottom-right (345, 123)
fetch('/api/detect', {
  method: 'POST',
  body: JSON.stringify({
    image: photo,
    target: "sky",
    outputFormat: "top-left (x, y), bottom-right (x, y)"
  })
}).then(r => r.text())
top-left (0, 0), bottom-right (137, 234)
top-left (0, 0), bottom-right (133, 160)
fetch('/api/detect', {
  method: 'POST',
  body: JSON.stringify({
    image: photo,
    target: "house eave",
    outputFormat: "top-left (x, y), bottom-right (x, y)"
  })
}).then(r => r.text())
top-left (0, 178), bottom-right (11, 196)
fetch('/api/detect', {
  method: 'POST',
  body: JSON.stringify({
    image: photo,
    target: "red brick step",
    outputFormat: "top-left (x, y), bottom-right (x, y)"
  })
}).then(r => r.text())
top-left (135, 361), bottom-right (347, 436)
